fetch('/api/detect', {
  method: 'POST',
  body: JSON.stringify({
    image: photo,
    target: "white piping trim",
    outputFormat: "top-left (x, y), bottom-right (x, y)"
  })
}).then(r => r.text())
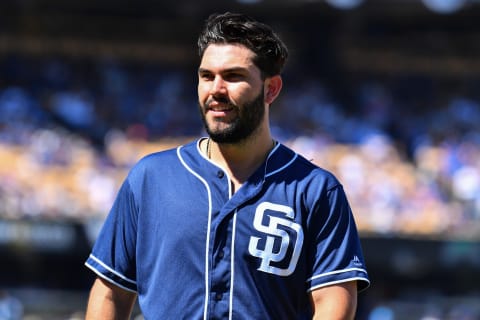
top-left (87, 254), bottom-right (136, 284)
top-left (307, 267), bottom-right (368, 282)
top-left (265, 153), bottom-right (298, 178)
top-left (178, 145), bottom-right (213, 320)
top-left (266, 141), bottom-right (280, 161)
top-left (307, 277), bottom-right (371, 293)
top-left (197, 138), bottom-right (233, 195)
top-left (197, 138), bottom-right (209, 161)
top-left (229, 211), bottom-right (238, 320)
top-left (84, 262), bottom-right (137, 293)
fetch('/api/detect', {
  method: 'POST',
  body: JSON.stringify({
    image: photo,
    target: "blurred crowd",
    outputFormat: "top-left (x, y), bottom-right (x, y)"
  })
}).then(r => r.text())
top-left (1, 54), bottom-right (480, 239)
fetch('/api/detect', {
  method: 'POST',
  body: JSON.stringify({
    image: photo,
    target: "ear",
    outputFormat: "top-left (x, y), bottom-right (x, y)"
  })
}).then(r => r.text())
top-left (264, 75), bottom-right (283, 105)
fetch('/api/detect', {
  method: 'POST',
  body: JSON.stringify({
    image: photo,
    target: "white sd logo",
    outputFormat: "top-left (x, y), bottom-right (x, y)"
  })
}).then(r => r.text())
top-left (248, 202), bottom-right (304, 276)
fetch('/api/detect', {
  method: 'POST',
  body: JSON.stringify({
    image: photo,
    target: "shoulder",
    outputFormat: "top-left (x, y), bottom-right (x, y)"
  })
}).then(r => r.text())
top-left (275, 144), bottom-right (341, 191)
top-left (127, 140), bottom-right (199, 179)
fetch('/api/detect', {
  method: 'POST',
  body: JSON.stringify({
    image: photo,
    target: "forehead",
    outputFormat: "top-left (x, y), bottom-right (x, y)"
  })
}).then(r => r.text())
top-left (199, 43), bottom-right (257, 72)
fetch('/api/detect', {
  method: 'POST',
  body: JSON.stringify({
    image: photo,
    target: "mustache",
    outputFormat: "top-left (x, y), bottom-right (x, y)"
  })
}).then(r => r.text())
top-left (206, 96), bottom-right (232, 106)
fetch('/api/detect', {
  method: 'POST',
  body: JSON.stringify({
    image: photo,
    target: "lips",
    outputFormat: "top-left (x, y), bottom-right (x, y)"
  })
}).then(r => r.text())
top-left (206, 99), bottom-right (234, 115)
top-left (209, 107), bottom-right (233, 118)
top-left (209, 105), bottom-right (233, 112)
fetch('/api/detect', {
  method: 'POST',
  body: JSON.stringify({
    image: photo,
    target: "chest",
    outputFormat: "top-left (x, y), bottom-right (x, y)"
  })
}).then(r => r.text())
top-left (136, 176), bottom-right (308, 277)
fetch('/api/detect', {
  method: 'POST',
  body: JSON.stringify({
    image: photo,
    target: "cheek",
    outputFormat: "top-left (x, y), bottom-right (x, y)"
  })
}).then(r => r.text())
top-left (230, 84), bottom-right (260, 104)
top-left (197, 84), bottom-right (208, 103)
top-left (239, 86), bottom-right (264, 106)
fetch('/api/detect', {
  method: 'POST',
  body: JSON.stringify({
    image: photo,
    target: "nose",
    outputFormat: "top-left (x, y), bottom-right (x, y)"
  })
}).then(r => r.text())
top-left (210, 76), bottom-right (227, 96)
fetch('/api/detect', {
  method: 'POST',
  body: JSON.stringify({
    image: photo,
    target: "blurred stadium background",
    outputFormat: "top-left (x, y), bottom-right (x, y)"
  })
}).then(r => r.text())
top-left (1, 0), bottom-right (480, 319)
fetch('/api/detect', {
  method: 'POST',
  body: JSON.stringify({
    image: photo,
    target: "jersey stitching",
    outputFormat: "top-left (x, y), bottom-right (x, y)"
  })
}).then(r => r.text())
top-left (177, 145), bottom-right (213, 320)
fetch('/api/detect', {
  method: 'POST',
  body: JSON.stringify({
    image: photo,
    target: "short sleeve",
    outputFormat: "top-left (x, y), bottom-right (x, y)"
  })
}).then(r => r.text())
top-left (306, 185), bottom-right (370, 292)
top-left (85, 179), bottom-right (138, 292)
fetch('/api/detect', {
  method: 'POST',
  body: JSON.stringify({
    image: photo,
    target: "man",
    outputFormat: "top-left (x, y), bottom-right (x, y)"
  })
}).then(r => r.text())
top-left (85, 12), bottom-right (369, 319)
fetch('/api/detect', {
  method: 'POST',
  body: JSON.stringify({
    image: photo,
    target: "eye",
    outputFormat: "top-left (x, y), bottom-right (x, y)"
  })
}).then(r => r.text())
top-left (199, 71), bottom-right (214, 81)
top-left (224, 72), bottom-right (245, 82)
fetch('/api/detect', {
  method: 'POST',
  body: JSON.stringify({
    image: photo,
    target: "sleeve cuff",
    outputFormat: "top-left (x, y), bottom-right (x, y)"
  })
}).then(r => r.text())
top-left (307, 267), bottom-right (370, 292)
top-left (85, 254), bottom-right (138, 293)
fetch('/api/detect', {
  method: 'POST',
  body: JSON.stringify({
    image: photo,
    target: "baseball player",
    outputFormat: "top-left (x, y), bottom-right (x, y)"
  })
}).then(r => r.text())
top-left (85, 12), bottom-right (369, 319)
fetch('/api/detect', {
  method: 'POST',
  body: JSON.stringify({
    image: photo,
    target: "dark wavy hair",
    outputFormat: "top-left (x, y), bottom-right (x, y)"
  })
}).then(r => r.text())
top-left (197, 12), bottom-right (289, 78)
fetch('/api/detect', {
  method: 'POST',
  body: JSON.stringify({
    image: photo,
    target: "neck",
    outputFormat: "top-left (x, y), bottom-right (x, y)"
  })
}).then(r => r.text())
top-left (206, 135), bottom-right (275, 185)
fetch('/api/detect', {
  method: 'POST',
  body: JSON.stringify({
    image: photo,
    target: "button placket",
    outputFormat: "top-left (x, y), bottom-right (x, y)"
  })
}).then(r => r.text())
top-left (207, 167), bottom-right (235, 319)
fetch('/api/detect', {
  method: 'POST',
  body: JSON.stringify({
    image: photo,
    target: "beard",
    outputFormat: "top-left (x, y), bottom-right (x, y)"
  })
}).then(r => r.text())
top-left (199, 89), bottom-right (265, 144)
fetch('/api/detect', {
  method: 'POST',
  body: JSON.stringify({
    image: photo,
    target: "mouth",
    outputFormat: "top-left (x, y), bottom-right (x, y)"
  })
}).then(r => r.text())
top-left (206, 99), bottom-right (234, 116)
top-left (208, 107), bottom-right (234, 118)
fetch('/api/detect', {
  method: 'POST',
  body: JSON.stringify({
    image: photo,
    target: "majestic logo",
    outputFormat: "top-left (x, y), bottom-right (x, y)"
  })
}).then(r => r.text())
top-left (352, 255), bottom-right (363, 266)
top-left (248, 202), bottom-right (304, 276)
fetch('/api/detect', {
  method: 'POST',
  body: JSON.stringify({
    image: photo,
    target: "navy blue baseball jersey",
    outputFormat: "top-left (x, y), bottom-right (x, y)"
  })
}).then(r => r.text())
top-left (85, 139), bottom-right (369, 319)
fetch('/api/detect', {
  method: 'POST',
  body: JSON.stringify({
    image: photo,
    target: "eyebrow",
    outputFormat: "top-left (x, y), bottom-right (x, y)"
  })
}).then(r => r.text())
top-left (197, 66), bottom-right (249, 74)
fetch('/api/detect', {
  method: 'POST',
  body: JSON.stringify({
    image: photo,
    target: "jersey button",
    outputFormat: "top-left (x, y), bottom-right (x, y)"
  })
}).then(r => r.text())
top-left (215, 293), bottom-right (223, 301)
top-left (216, 171), bottom-right (224, 178)
top-left (218, 250), bottom-right (224, 259)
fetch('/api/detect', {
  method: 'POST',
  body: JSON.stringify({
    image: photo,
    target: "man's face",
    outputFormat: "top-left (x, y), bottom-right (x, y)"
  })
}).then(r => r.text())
top-left (198, 43), bottom-right (266, 144)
